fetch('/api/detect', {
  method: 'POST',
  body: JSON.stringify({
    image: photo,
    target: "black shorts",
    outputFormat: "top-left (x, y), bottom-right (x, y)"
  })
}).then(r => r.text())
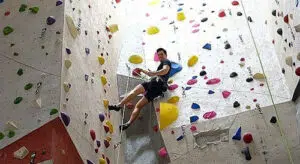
top-left (141, 80), bottom-right (165, 101)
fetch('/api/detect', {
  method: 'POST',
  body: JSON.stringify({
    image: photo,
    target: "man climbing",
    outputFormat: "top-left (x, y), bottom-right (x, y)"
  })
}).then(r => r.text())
top-left (109, 48), bottom-right (171, 131)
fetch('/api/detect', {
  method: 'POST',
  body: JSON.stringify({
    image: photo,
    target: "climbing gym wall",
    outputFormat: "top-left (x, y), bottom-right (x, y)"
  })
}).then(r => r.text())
top-left (0, 0), bottom-right (64, 149)
top-left (61, 0), bottom-right (122, 163)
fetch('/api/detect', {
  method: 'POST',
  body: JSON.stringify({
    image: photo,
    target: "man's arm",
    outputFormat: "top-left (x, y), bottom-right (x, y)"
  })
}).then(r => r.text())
top-left (141, 65), bottom-right (170, 77)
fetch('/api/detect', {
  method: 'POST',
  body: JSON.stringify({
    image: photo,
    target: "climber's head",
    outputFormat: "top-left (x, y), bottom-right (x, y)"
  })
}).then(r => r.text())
top-left (156, 48), bottom-right (167, 61)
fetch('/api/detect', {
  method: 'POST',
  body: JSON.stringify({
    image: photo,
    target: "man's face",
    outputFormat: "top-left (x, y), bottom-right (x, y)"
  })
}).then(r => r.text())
top-left (157, 50), bottom-right (167, 61)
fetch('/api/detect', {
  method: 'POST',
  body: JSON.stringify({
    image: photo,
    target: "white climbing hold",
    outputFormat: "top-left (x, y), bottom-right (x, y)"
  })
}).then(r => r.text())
top-left (33, 97), bottom-right (42, 108)
top-left (295, 24), bottom-right (300, 32)
top-left (14, 146), bottom-right (29, 159)
top-left (66, 15), bottom-right (78, 38)
top-left (64, 60), bottom-right (72, 69)
top-left (6, 121), bottom-right (18, 130)
top-left (285, 56), bottom-right (293, 66)
top-left (63, 82), bottom-right (71, 92)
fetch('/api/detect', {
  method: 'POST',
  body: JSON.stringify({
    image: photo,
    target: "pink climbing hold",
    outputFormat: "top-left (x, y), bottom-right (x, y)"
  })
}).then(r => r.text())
top-left (190, 125), bottom-right (197, 132)
top-left (168, 84), bottom-right (178, 91)
top-left (192, 29), bottom-right (199, 33)
top-left (192, 24), bottom-right (200, 28)
top-left (222, 91), bottom-right (231, 98)
top-left (90, 130), bottom-right (96, 141)
top-left (206, 78), bottom-right (221, 85)
top-left (116, 0), bottom-right (121, 3)
top-left (154, 52), bottom-right (160, 61)
top-left (187, 79), bottom-right (197, 85)
top-left (219, 10), bottom-right (226, 17)
top-left (145, 13), bottom-right (150, 17)
top-left (104, 125), bottom-right (110, 133)
top-left (189, 20), bottom-right (195, 23)
top-left (104, 139), bottom-right (110, 148)
top-left (161, 16), bottom-right (168, 20)
top-left (203, 111), bottom-right (217, 119)
top-left (204, 76), bottom-right (208, 80)
top-left (158, 147), bottom-right (168, 158)
top-left (232, 1), bottom-right (239, 6)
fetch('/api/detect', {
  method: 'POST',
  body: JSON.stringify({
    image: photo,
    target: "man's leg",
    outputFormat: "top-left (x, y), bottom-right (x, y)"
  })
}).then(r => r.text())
top-left (108, 84), bottom-right (145, 111)
top-left (120, 96), bottom-right (149, 131)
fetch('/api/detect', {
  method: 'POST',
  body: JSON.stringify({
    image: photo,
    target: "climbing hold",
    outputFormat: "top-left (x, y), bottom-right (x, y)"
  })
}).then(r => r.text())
top-left (63, 82), bottom-right (71, 92)
top-left (60, 112), bottom-right (70, 126)
top-left (159, 103), bottom-right (179, 130)
top-left (206, 78), bottom-right (221, 85)
top-left (297, 53), bottom-right (300, 61)
top-left (104, 125), bottom-right (110, 133)
top-left (103, 99), bottom-right (109, 109)
top-left (188, 55), bottom-right (198, 67)
top-left (64, 60), bottom-right (72, 69)
top-left (3, 26), bottom-right (14, 35)
top-left (232, 127), bottom-right (241, 140)
top-left (24, 83), bottom-right (33, 90)
top-left (233, 101), bottom-right (240, 108)
top-left (190, 115), bottom-right (199, 123)
top-left (246, 77), bottom-right (253, 82)
top-left (192, 24), bottom-right (200, 28)
top-left (270, 116), bottom-right (277, 123)
top-left (295, 67), bottom-right (300, 76)
top-left (46, 16), bottom-right (56, 25)
top-left (282, 68), bottom-right (285, 74)
top-left (219, 10), bottom-right (226, 17)
top-left (50, 108), bottom-right (58, 115)
top-left (90, 130), bottom-right (96, 141)
top-left (203, 111), bottom-right (216, 119)
top-left (177, 12), bottom-right (186, 21)
top-left (105, 120), bottom-right (114, 134)
top-left (14, 97), bottom-right (23, 104)
top-left (168, 84), bottom-right (178, 91)
top-left (129, 55), bottom-right (143, 64)
top-left (225, 43), bottom-right (231, 49)
top-left (66, 48), bottom-right (71, 54)
top-left (247, 16), bottom-right (253, 22)
top-left (56, 0), bottom-right (63, 6)
top-left (108, 24), bottom-right (119, 33)
top-left (208, 90), bottom-right (215, 94)
top-left (192, 29), bottom-right (199, 33)
top-left (99, 158), bottom-right (106, 164)
top-left (19, 4), bottom-right (27, 12)
top-left (246, 105), bottom-right (251, 109)
top-left (191, 103), bottom-right (200, 110)
top-left (253, 73), bottom-right (265, 80)
top-left (199, 70), bottom-right (207, 76)
top-left (177, 8), bottom-right (183, 12)
top-left (132, 68), bottom-right (141, 77)
top-left (29, 7), bottom-right (39, 14)
top-left (66, 15), bottom-right (78, 39)
top-left (7, 130), bottom-right (15, 138)
top-left (284, 15), bottom-right (289, 24)
top-left (100, 76), bottom-right (107, 85)
top-left (153, 125), bottom-right (159, 132)
top-left (185, 87), bottom-right (192, 90)
top-left (277, 28), bottom-right (282, 36)
top-left (237, 12), bottom-right (242, 16)
top-left (230, 72), bottom-right (238, 78)
top-left (201, 18), bottom-right (208, 22)
top-left (158, 147), bottom-right (168, 158)
top-left (176, 135), bottom-right (184, 141)
top-left (239, 63), bottom-right (245, 67)
top-left (167, 96), bottom-right (180, 103)
top-left (34, 98), bottom-right (41, 109)
top-left (272, 10), bottom-right (276, 16)
top-left (232, 1), bottom-right (239, 5)
top-left (169, 62), bottom-right (182, 77)
top-left (104, 139), bottom-right (110, 148)
top-left (243, 133), bottom-right (253, 143)
top-left (95, 148), bottom-right (98, 153)
top-left (295, 24), bottom-right (300, 32)
top-left (96, 140), bottom-right (101, 148)
top-left (242, 147), bottom-right (252, 160)
top-left (285, 56), bottom-right (293, 66)
top-left (6, 121), bottom-right (18, 130)
top-left (192, 76), bottom-right (198, 79)
top-left (99, 113), bottom-right (105, 122)
top-left (0, 132), bottom-right (4, 140)
top-left (4, 11), bottom-right (10, 16)
top-left (98, 56), bottom-right (105, 65)
top-left (203, 43), bottom-right (211, 50)
top-left (190, 125), bottom-right (197, 132)
top-left (187, 79), bottom-right (197, 85)
top-left (147, 26), bottom-right (160, 35)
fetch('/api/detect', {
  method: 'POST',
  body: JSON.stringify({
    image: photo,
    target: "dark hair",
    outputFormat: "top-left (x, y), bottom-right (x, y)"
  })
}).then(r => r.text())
top-left (156, 48), bottom-right (167, 55)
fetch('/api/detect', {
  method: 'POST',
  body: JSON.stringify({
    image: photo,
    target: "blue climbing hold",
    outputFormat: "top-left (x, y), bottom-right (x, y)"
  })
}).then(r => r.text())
top-left (60, 112), bottom-right (70, 126)
top-left (190, 115), bottom-right (199, 123)
top-left (96, 140), bottom-right (101, 147)
top-left (203, 43), bottom-right (211, 50)
top-left (169, 62), bottom-right (182, 77)
top-left (99, 113), bottom-right (105, 122)
top-left (208, 90), bottom-right (215, 94)
top-left (87, 160), bottom-right (94, 164)
top-left (232, 127), bottom-right (242, 140)
top-left (177, 8), bottom-right (183, 12)
top-left (191, 103), bottom-right (200, 110)
top-left (185, 87), bottom-right (192, 90)
top-left (176, 135), bottom-right (184, 141)
top-left (192, 76), bottom-right (197, 79)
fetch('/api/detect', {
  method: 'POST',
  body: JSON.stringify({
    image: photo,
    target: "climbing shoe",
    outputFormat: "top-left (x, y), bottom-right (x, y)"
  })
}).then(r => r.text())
top-left (108, 105), bottom-right (121, 111)
top-left (119, 122), bottom-right (131, 131)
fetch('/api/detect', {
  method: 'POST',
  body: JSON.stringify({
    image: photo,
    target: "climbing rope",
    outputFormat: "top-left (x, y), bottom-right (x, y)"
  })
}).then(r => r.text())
top-left (240, 0), bottom-right (294, 163)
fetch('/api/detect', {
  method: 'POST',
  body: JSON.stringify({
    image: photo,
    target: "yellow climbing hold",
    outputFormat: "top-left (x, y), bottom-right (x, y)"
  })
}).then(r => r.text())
top-left (167, 79), bottom-right (173, 84)
top-left (188, 55), bottom-right (198, 67)
top-left (147, 26), bottom-right (160, 35)
top-left (63, 82), bottom-right (70, 92)
top-left (101, 76), bottom-right (107, 85)
top-left (148, 0), bottom-right (160, 5)
top-left (167, 96), bottom-right (180, 103)
top-left (106, 136), bottom-right (112, 142)
top-left (98, 56), bottom-right (105, 65)
top-left (64, 59), bottom-right (72, 69)
top-left (99, 158), bottom-right (106, 164)
top-left (108, 24), bottom-right (119, 33)
top-left (103, 99), bottom-right (109, 109)
top-left (253, 73), bottom-right (265, 80)
top-left (129, 55), bottom-right (143, 64)
top-left (105, 120), bottom-right (114, 134)
top-left (159, 103), bottom-right (178, 130)
top-left (66, 15), bottom-right (78, 39)
top-left (177, 12), bottom-right (186, 21)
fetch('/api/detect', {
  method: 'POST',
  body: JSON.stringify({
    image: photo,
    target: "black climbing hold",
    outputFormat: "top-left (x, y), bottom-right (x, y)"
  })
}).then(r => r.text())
top-left (247, 16), bottom-right (253, 22)
top-left (10, 44), bottom-right (15, 47)
top-left (272, 10), bottom-right (276, 16)
top-left (72, 8), bottom-right (75, 11)
top-left (46, 16), bottom-right (56, 25)
top-left (199, 70), bottom-right (207, 76)
top-left (14, 97), bottom-right (23, 104)
top-left (282, 68), bottom-right (285, 74)
top-left (85, 30), bottom-right (88, 35)
top-left (237, 12), bottom-right (242, 16)
top-left (101, 53), bottom-right (104, 56)
top-left (41, 45), bottom-right (45, 49)
top-left (230, 72), bottom-right (238, 78)
top-left (24, 83), bottom-right (33, 90)
top-left (66, 48), bottom-right (71, 54)
top-left (284, 38), bottom-right (287, 42)
top-left (246, 77), bottom-right (253, 82)
top-left (293, 62), bottom-right (296, 66)
top-left (225, 43), bottom-right (231, 49)
top-left (106, 52), bottom-right (109, 56)
top-left (233, 101), bottom-right (240, 108)
top-left (17, 68), bottom-right (23, 76)
top-left (216, 36), bottom-right (221, 39)
top-left (202, 3), bottom-right (206, 6)
top-left (45, 52), bottom-right (49, 55)
top-left (56, 0), bottom-right (63, 6)
top-left (103, 70), bottom-right (107, 74)
top-left (85, 74), bottom-right (89, 81)
top-left (270, 116), bottom-right (277, 123)
top-left (13, 52), bottom-right (19, 56)
top-left (19, 4), bottom-right (27, 12)
top-left (56, 31), bottom-right (61, 34)
top-left (241, 147), bottom-right (252, 161)
top-left (211, 11), bottom-right (215, 13)
top-left (277, 28), bottom-right (282, 36)
top-left (97, 31), bottom-right (99, 34)
top-left (201, 18), bottom-right (208, 22)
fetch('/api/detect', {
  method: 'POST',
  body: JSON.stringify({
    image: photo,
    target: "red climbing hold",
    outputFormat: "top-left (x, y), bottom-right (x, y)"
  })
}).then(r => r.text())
top-left (260, 83), bottom-right (264, 86)
top-left (104, 125), bottom-right (110, 133)
top-left (204, 76), bottom-right (208, 80)
top-left (250, 88), bottom-right (254, 91)
top-left (222, 91), bottom-right (231, 98)
top-left (153, 125), bottom-right (159, 132)
top-left (272, 40), bottom-right (275, 44)
top-left (206, 78), bottom-right (221, 85)
top-left (95, 148), bottom-right (98, 153)
top-left (243, 133), bottom-right (253, 143)
top-left (284, 15), bottom-right (289, 24)
top-left (253, 99), bottom-right (257, 102)
top-left (132, 68), bottom-right (141, 77)
top-left (187, 79), bottom-right (197, 85)
top-left (4, 11), bottom-right (10, 16)
top-left (220, 60), bottom-right (224, 64)
top-left (190, 125), bottom-right (197, 132)
top-left (116, 0), bottom-right (121, 3)
top-left (232, 1), bottom-right (239, 6)
top-left (156, 108), bottom-right (160, 112)
top-left (108, 34), bottom-right (112, 39)
top-left (203, 111), bottom-right (216, 119)
top-left (168, 84), bottom-right (178, 91)
top-left (219, 10), bottom-right (226, 17)
top-left (240, 58), bottom-right (245, 62)
top-left (90, 130), bottom-right (96, 141)
top-left (295, 67), bottom-right (300, 76)
top-left (171, 130), bottom-right (175, 134)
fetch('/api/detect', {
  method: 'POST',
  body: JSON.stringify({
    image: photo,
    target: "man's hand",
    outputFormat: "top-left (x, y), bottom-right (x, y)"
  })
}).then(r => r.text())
top-left (140, 68), bottom-right (156, 77)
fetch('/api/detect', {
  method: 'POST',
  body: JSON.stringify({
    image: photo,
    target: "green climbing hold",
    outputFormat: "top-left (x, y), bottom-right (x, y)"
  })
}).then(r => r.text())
top-left (19, 4), bottom-right (28, 12)
top-left (0, 132), bottom-right (4, 140)
top-left (7, 130), bottom-right (15, 138)
top-left (3, 26), bottom-right (14, 35)
top-left (24, 83), bottom-right (33, 90)
top-left (50, 108), bottom-right (58, 115)
top-left (29, 7), bottom-right (39, 14)
top-left (14, 97), bottom-right (23, 104)
top-left (17, 68), bottom-right (23, 76)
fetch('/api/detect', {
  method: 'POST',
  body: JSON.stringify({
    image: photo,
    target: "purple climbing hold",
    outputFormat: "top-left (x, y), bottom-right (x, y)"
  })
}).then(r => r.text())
top-left (192, 76), bottom-right (197, 79)
top-left (46, 16), bottom-right (56, 25)
top-left (96, 140), bottom-right (101, 147)
top-left (99, 113), bottom-right (105, 122)
top-left (185, 87), bottom-right (192, 90)
top-left (56, 0), bottom-right (63, 6)
top-left (60, 112), bottom-right (70, 126)
top-left (104, 139), bottom-right (110, 148)
top-left (106, 157), bottom-right (110, 164)
top-left (208, 90), bottom-right (215, 94)
top-left (191, 103), bottom-right (200, 110)
top-left (66, 48), bottom-right (71, 54)
top-left (190, 115), bottom-right (199, 123)
top-left (87, 160), bottom-right (94, 164)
